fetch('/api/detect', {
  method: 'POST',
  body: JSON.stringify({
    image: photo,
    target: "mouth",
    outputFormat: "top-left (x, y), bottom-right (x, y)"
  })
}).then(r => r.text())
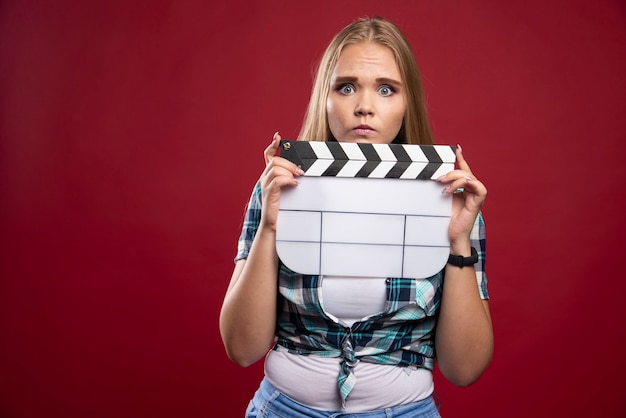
top-left (353, 124), bottom-right (375, 135)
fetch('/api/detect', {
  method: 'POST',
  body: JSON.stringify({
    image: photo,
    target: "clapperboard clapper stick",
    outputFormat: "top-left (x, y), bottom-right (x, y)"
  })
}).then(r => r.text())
top-left (276, 140), bottom-right (456, 279)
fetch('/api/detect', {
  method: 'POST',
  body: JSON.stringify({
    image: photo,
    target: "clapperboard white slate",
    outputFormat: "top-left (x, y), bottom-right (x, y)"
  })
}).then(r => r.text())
top-left (276, 140), bottom-right (456, 279)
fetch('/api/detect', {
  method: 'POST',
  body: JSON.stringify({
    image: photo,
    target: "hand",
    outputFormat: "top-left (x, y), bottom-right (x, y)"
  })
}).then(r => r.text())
top-left (259, 132), bottom-right (304, 231)
top-left (437, 145), bottom-right (487, 247)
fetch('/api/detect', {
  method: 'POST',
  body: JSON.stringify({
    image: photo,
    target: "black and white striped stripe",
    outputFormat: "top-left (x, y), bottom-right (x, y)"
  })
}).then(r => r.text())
top-left (279, 140), bottom-right (456, 180)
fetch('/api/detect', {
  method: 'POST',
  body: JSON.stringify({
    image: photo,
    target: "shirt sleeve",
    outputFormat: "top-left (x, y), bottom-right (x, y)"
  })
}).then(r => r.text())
top-left (470, 212), bottom-right (489, 300)
top-left (234, 181), bottom-right (262, 263)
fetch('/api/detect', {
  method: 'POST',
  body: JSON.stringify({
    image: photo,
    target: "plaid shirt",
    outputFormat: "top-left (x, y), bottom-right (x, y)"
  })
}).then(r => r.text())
top-left (235, 182), bottom-right (489, 405)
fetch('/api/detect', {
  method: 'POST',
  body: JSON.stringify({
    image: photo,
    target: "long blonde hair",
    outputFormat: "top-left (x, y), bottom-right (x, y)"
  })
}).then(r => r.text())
top-left (298, 17), bottom-right (434, 145)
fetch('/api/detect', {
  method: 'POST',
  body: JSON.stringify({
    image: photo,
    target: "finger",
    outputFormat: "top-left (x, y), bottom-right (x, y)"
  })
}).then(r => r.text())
top-left (261, 163), bottom-right (305, 195)
top-left (264, 156), bottom-right (305, 177)
top-left (466, 176), bottom-right (488, 197)
top-left (442, 175), bottom-right (486, 196)
top-left (267, 174), bottom-right (299, 191)
top-left (441, 176), bottom-right (468, 194)
top-left (264, 132), bottom-right (282, 164)
top-left (455, 144), bottom-right (473, 174)
top-left (264, 163), bottom-right (299, 180)
top-left (437, 169), bottom-right (469, 183)
top-left (261, 170), bottom-right (300, 202)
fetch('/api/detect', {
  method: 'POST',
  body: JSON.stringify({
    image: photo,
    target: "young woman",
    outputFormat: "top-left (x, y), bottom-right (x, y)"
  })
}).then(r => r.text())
top-left (220, 17), bottom-right (493, 417)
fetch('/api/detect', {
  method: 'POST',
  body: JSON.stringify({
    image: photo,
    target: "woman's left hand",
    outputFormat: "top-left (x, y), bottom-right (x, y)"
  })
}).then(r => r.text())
top-left (437, 145), bottom-right (487, 246)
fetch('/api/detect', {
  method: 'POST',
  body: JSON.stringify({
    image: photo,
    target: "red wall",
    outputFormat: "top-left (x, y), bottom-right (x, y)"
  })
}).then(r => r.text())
top-left (1, 1), bottom-right (625, 417)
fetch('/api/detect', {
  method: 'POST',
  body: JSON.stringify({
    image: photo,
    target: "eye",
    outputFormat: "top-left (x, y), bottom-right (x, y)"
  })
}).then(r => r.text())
top-left (338, 84), bottom-right (355, 95)
top-left (378, 85), bottom-right (395, 96)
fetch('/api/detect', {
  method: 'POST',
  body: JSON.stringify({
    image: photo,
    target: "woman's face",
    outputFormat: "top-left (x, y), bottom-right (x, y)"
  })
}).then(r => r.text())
top-left (326, 42), bottom-right (406, 144)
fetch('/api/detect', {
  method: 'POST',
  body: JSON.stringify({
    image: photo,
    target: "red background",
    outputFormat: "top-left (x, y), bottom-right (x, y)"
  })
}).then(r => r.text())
top-left (1, 1), bottom-right (625, 417)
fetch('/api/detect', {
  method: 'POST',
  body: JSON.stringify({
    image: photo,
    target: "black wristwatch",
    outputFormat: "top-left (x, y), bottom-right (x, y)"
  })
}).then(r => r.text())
top-left (447, 247), bottom-right (478, 268)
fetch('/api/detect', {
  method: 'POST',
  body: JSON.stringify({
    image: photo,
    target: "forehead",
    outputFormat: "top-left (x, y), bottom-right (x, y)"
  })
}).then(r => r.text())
top-left (333, 42), bottom-right (401, 79)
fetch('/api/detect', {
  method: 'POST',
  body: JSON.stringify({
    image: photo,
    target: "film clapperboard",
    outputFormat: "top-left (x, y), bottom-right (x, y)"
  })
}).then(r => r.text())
top-left (276, 140), bottom-right (457, 279)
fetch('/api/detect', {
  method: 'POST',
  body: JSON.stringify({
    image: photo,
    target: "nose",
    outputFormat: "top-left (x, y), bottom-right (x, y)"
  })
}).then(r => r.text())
top-left (354, 92), bottom-right (374, 116)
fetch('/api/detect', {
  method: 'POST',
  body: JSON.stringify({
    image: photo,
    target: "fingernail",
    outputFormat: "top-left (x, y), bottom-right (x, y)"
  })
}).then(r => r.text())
top-left (273, 131), bottom-right (280, 140)
top-left (464, 175), bottom-right (473, 181)
top-left (441, 186), bottom-right (450, 194)
top-left (296, 167), bottom-right (305, 175)
top-left (457, 144), bottom-right (463, 153)
top-left (436, 175), bottom-right (446, 181)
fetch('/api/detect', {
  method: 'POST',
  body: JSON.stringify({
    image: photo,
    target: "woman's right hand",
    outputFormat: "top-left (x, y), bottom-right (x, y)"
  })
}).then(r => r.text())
top-left (259, 132), bottom-right (304, 231)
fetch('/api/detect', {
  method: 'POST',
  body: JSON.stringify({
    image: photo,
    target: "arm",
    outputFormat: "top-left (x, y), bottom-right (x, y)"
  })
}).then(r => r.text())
top-left (434, 146), bottom-right (494, 386)
top-left (219, 133), bottom-right (304, 367)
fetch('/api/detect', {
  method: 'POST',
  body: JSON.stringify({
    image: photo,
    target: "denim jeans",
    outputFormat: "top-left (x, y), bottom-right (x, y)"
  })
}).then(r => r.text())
top-left (245, 378), bottom-right (441, 418)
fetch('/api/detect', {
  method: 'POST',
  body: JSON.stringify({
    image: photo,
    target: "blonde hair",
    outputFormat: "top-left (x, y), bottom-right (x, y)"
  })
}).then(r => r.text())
top-left (298, 17), bottom-right (433, 145)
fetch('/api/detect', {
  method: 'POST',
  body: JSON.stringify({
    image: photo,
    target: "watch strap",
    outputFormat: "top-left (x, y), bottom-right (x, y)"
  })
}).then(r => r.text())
top-left (447, 247), bottom-right (478, 268)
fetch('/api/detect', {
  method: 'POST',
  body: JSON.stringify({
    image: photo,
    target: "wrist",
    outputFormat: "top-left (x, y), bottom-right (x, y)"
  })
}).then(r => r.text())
top-left (447, 247), bottom-right (478, 268)
top-left (252, 224), bottom-right (279, 261)
top-left (449, 239), bottom-right (472, 257)
top-left (257, 223), bottom-right (277, 237)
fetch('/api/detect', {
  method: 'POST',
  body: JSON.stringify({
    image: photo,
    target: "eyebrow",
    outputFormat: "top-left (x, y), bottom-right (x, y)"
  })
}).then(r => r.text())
top-left (332, 76), bottom-right (403, 88)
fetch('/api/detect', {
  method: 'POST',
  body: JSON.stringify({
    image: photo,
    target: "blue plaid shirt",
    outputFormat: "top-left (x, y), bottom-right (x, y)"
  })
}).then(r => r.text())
top-left (235, 182), bottom-right (489, 405)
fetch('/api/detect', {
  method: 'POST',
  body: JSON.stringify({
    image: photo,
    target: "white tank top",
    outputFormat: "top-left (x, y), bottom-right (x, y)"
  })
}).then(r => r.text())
top-left (265, 276), bottom-right (434, 412)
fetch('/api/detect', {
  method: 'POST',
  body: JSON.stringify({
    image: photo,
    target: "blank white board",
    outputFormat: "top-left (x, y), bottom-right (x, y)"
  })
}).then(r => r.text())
top-left (276, 140), bottom-right (456, 279)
